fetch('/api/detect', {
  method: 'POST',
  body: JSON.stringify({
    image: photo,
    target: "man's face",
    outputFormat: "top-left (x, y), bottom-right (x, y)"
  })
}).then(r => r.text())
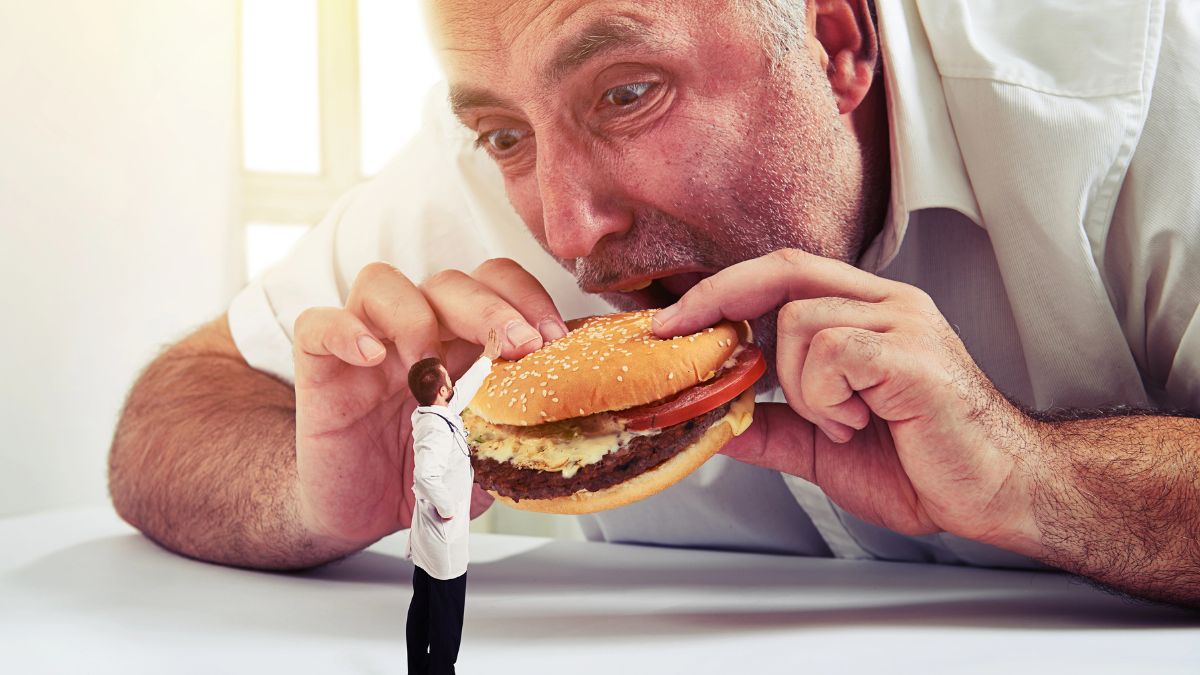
top-left (429, 0), bottom-right (871, 388)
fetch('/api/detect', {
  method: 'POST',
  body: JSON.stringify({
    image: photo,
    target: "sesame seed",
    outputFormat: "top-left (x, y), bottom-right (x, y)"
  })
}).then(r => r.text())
top-left (552, 397), bottom-right (559, 403)
top-left (540, 411), bottom-right (548, 418)
top-left (592, 365), bottom-right (600, 370)
top-left (668, 372), bottom-right (674, 379)
top-left (621, 365), bottom-right (628, 372)
top-left (540, 381), bottom-right (547, 386)
top-left (617, 375), bottom-right (623, 382)
top-left (529, 387), bottom-right (534, 393)
top-left (671, 344), bottom-right (679, 349)
top-left (578, 408), bottom-right (586, 415)
top-left (522, 405), bottom-right (527, 412)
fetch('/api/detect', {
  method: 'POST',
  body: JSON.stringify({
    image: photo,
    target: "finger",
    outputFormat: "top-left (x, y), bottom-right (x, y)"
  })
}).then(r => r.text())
top-left (653, 248), bottom-right (908, 337)
top-left (803, 327), bottom-right (909, 433)
top-left (293, 307), bottom-right (386, 387)
top-left (421, 268), bottom-right (545, 360)
top-left (345, 262), bottom-right (440, 373)
top-left (775, 297), bottom-right (893, 439)
top-left (718, 402), bottom-right (816, 481)
top-left (472, 258), bottom-right (569, 342)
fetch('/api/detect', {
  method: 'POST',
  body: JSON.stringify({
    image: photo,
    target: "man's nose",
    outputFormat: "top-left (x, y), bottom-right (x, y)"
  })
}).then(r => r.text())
top-left (535, 137), bottom-right (631, 260)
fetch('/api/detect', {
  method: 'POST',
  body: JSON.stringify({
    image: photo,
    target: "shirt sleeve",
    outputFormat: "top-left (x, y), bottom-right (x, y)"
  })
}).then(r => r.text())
top-left (412, 420), bottom-right (457, 518)
top-left (448, 356), bottom-right (493, 416)
top-left (1102, 1), bottom-right (1200, 412)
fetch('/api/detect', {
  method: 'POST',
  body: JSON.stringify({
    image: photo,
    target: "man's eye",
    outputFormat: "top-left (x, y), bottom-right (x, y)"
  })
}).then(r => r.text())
top-left (602, 82), bottom-right (655, 107)
top-left (479, 128), bottom-right (528, 153)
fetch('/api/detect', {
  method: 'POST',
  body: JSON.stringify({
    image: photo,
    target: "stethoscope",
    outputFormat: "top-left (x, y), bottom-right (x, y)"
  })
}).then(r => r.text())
top-left (418, 411), bottom-right (474, 474)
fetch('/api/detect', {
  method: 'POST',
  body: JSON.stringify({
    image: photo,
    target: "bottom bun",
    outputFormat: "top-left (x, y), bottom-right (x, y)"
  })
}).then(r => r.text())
top-left (489, 388), bottom-right (756, 515)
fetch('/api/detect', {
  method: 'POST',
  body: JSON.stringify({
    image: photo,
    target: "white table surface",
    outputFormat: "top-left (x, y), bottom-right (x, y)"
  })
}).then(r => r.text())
top-left (1, 508), bottom-right (1197, 674)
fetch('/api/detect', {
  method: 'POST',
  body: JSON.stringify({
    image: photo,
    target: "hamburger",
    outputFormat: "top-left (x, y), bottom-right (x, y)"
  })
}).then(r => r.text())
top-left (462, 309), bottom-right (765, 514)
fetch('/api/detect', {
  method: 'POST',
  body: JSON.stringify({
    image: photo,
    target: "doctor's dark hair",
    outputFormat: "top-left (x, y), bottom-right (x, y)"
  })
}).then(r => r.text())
top-left (407, 357), bottom-right (446, 406)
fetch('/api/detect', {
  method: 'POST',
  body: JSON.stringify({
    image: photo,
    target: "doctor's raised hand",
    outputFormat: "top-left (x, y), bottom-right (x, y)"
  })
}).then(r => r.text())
top-left (291, 258), bottom-right (569, 551)
top-left (651, 248), bottom-right (1042, 554)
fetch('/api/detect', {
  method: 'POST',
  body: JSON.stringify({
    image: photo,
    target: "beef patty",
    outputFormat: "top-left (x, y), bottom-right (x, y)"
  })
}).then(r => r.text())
top-left (471, 400), bottom-right (734, 501)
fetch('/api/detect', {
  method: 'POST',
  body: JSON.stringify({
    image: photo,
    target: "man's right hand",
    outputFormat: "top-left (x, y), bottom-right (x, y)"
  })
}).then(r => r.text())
top-left (291, 258), bottom-right (568, 548)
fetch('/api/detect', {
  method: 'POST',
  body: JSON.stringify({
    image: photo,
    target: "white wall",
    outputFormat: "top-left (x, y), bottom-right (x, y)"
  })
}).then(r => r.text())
top-left (0, 1), bottom-right (239, 516)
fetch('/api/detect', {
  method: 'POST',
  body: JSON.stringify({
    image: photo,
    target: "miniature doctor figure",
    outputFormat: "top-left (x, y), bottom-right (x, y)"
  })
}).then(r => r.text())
top-left (405, 328), bottom-right (501, 675)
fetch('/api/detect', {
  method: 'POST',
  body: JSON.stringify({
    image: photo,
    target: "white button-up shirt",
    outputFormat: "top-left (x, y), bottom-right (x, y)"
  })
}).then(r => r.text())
top-left (228, 0), bottom-right (1200, 568)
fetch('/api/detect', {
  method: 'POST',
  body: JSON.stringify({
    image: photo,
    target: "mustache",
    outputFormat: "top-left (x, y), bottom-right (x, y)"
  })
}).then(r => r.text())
top-left (570, 209), bottom-right (717, 290)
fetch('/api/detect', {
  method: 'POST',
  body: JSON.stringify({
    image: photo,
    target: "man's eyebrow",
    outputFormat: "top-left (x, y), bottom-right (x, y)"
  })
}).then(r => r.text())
top-left (546, 16), bottom-right (654, 85)
top-left (447, 16), bottom-right (654, 119)
top-left (449, 86), bottom-right (518, 118)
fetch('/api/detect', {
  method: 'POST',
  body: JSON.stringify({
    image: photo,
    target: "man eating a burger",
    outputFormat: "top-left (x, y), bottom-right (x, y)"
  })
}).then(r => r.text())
top-left (109, 0), bottom-right (1200, 608)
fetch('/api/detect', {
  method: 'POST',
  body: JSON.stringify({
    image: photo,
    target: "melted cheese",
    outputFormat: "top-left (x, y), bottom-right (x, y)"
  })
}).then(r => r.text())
top-left (463, 410), bottom-right (657, 479)
top-left (725, 388), bottom-right (756, 436)
top-left (464, 389), bottom-right (757, 478)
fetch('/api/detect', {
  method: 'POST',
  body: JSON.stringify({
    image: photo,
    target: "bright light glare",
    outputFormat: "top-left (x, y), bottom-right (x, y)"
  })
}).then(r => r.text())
top-left (246, 222), bottom-right (311, 280)
top-left (358, 0), bottom-right (443, 176)
top-left (241, 0), bottom-right (320, 174)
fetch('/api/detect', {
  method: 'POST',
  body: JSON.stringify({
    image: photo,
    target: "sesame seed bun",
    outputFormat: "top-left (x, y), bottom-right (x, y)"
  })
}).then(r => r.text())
top-left (486, 387), bottom-right (755, 514)
top-left (468, 309), bottom-right (744, 426)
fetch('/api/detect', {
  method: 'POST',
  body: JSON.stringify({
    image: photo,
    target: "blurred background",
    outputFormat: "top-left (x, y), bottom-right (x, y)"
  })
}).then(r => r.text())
top-left (0, 0), bottom-right (581, 540)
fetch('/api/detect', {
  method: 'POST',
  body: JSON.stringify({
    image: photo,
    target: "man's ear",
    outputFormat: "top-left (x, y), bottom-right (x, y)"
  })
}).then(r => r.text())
top-left (807, 0), bottom-right (878, 114)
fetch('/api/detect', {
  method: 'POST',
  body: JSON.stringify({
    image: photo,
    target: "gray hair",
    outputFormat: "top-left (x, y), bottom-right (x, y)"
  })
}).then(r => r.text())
top-left (736, 0), bottom-right (808, 68)
top-left (738, 0), bottom-right (877, 70)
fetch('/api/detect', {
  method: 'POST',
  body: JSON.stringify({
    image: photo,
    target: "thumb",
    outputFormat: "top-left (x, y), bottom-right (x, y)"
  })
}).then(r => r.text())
top-left (720, 402), bottom-right (816, 481)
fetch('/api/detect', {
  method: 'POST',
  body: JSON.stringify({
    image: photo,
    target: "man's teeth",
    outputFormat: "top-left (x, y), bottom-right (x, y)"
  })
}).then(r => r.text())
top-left (616, 279), bottom-right (652, 292)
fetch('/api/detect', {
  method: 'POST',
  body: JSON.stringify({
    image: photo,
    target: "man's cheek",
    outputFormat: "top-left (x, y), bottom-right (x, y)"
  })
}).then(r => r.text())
top-left (504, 177), bottom-right (547, 245)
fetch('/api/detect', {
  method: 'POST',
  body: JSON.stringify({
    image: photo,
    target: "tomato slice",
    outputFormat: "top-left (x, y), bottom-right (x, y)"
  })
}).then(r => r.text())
top-left (618, 344), bottom-right (766, 431)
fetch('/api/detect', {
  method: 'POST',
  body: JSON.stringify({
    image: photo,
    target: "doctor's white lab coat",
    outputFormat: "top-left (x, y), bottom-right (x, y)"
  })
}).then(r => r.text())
top-left (404, 355), bottom-right (492, 580)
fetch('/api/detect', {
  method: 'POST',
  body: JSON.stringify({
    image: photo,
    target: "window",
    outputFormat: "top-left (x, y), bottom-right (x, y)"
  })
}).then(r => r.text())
top-left (237, 0), bottom-right (440, 281)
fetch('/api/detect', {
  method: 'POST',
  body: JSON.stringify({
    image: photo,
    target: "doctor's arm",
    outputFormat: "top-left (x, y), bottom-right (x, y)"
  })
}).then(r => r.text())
top-left (412, 427), bottom-right (458, 519)
top-left (448, 327), bottom-right (502, 415)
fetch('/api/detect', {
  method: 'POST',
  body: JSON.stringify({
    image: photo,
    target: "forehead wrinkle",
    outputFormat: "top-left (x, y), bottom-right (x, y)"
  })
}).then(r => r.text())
top-left (545, 15), bottom-right (654, 85)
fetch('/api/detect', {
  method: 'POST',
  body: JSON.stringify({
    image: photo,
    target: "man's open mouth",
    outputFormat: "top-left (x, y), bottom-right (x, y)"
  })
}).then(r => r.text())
top-left (586, 270), bottom-right (713, 310)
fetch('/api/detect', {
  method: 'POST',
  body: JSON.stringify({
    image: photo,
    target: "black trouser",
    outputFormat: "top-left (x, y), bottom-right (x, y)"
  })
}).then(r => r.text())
top-left (406, 565), bottom-right (467, 675)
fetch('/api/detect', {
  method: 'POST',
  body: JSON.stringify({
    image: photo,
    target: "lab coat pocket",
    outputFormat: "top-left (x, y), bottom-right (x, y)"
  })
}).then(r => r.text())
top-left (419, 500), bottom-right (450, 542)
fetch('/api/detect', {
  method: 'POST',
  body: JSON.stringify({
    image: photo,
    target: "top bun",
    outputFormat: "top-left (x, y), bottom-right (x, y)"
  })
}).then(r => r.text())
top-left (467, 309), bottom-right (743, 426)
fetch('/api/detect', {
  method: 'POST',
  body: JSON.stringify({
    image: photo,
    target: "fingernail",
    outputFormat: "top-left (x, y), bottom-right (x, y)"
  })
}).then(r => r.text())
top-left (538, 318), bottom-right (567, 341)
top-left (505, 320), bottom-right (541, 348)
top-left (357, 335), bottom-right (386, 361)
top-left (652, 305), bottom-right (679, 332)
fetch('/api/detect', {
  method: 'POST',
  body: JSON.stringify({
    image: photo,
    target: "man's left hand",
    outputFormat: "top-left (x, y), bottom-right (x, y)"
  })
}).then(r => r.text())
top-left (652, 248), bottom-right (1041, 548)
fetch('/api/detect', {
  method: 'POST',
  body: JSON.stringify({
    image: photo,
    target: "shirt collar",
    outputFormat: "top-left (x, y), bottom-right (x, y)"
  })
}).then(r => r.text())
top-left (858, 0), bottom-right (982, 273)
top-left (415, 404), bottom-right (452, 414)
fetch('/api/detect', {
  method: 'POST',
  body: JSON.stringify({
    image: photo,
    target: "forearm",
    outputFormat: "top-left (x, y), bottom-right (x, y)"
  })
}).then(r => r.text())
top-left (1002, 412), bottom-right (1200, 606)
top-left (108, 348), bottom-right (353, 570)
